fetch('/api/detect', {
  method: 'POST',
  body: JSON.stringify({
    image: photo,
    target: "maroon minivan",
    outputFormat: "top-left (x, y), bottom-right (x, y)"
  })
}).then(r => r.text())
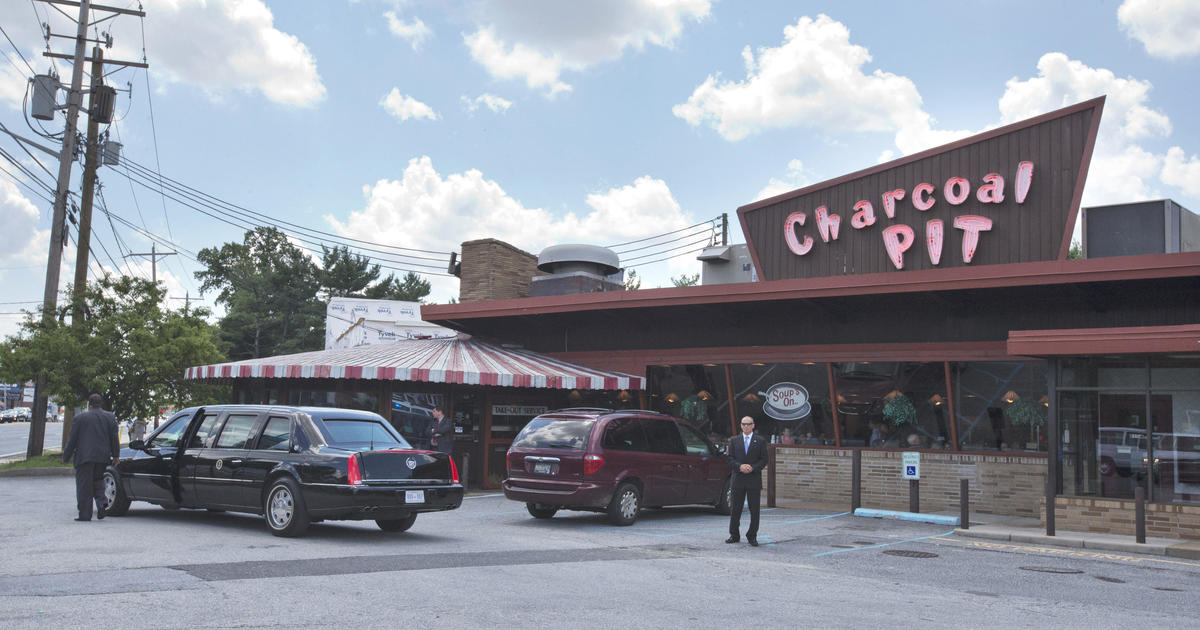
top-left (502, 408), bottom-right (732, 526)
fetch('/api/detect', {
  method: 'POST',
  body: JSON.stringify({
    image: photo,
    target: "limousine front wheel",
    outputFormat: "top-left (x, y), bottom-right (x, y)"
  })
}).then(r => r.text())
top-left (265, 477), bottom-right (310, 537)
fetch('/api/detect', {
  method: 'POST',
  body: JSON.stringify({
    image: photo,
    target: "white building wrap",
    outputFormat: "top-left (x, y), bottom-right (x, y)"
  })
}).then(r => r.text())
top-left (325, 298), bottom-right (456, 350)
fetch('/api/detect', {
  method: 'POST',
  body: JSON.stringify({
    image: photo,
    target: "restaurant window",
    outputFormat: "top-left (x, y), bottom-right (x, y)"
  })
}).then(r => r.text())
top-left (730, 363), bottom-right (832, 446)
top-left (1057, 356), bottom-right (1153, 501)
top-left (288, 389), bottom-right (336, 408)
top-left (648, 365), bottom-right (733, 441)
top-left (391, 392), bottom-right (444, 449)
top-left (833, 362), bottom-right (948, 449)
top-left (340, 391), bottom-right (378, 412)
top-left (1150, 354), bottom-right (1200, 504)
top-left (951, 361), bottom-right (1048, 452)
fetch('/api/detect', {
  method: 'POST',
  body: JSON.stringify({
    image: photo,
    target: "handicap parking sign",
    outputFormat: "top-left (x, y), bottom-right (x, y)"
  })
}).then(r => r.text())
top-left (901, 452), bottom-right (920, 479)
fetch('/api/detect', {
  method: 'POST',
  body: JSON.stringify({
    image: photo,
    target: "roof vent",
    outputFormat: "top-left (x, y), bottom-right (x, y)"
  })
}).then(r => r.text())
top-left (531, 244), bottom-right (624, 297)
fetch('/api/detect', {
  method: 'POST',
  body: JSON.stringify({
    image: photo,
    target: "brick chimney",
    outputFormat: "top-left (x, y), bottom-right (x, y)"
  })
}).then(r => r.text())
top-left (457, 239), bottom-right (547, 302)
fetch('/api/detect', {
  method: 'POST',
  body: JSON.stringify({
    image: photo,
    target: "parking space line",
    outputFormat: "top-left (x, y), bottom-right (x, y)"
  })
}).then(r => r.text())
top-left (812, 529), bottom-right (957, 557)
top-left (463, 493), bottom-right (504, 500)
top-left (931, 537), bottom-right (1200, 568)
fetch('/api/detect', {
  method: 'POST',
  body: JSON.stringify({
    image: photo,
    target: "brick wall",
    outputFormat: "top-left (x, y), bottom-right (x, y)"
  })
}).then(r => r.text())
top-left (1043, 496), bottom-right (1200, 539)
top-left (773, 447), bottom-right (1047, 517)
top-left (459, 239), bottom-right (545, 302)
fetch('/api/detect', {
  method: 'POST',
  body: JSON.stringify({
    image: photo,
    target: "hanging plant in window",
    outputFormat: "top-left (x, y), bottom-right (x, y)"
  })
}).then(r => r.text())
top-left (882, 393), bottom-right (916, 426)
top-left (1005, 399), bottom-right (1046, 426)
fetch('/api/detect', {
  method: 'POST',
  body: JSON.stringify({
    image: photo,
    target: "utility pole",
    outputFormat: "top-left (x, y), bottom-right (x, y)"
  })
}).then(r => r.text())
top-left (71, 47), bottom-right (104, 319)
top-left (170, 292), bottom-right (202, 316)
top-left (124, 243), bottom-right (177, 286)
top-left (27, 0), bottom-right (148, 458)
top-left (28, 0), bottom-right (91, 459)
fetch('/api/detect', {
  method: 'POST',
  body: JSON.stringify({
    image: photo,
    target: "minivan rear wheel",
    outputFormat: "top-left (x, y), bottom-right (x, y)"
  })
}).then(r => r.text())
top-left (527, 502), bottom-right (559, 519)
top-left (714, 481), bottom-right (732, 516)
top-left (607, 482), bottom-right (641, 526)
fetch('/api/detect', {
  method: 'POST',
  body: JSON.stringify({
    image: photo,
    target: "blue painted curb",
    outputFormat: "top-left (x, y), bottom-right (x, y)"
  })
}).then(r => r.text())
top-left (853, 507), bottom-right (961, 526)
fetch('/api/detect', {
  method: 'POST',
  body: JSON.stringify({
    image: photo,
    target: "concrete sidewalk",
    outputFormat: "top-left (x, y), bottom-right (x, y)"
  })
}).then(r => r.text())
top-left (774, 499), bottom-right (1200, 561)
top-left (955, 513), bottom-right (1200, 561)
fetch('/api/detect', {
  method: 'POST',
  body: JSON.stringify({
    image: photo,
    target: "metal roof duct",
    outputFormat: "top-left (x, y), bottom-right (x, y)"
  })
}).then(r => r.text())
top-left (531, 244), bottom-right (624, 297)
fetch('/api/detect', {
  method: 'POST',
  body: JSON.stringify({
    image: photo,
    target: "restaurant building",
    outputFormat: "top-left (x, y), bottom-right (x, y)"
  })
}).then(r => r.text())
top-left (422, 97), bottom-right (1200, 538)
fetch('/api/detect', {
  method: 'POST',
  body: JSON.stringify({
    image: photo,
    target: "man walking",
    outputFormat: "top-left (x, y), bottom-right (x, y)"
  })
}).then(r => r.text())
top-left (62, 394), bottom-right (119, 522)
top-left (726, 415), bottom-right (768, 546)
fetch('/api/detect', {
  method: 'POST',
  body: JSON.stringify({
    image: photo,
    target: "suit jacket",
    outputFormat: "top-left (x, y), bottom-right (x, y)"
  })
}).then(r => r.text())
top-left (63, 407), bottom-right (119, 466)
top-left (728, 432), bottom-right (768, 489)
top-left (426, 415), bottom-right (453, 454)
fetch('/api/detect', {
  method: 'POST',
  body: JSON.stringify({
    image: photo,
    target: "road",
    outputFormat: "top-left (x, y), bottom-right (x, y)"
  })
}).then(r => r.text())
top-left (0, 421), bottom-right (63, 459)
top-left (0, 477), bottom-right (1196, 629)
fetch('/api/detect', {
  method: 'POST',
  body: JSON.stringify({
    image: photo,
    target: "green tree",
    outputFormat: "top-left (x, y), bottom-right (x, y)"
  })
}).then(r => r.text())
top-left (623, 269), bottom-right (641, 291)
top-left (671, 272), bottom-right (700, 287)
top-left (364, 271), bottom-right (432, 302)
top-left (196, 227), bottom-right (324, 359)
top-left (319, 245), bottom-right (381, 298)
top-left (1067, 240), bottom-right (1083, 260)
top-left (0, 275), bottom-right (225, 427)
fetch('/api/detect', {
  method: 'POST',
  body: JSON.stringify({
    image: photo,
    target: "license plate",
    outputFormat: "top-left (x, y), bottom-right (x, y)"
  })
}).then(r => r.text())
top-left (405, 490), bottom-right (425, 504)
top-left (534, 462), bottom-right (551, 475)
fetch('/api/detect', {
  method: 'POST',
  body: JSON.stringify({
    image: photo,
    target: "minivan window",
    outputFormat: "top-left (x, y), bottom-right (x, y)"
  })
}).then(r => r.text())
top-left (677, 423), bottom-right (712, 456)
top-left (512, 418), bottom-right (591, 450)
top-left (602, 417), bottom-right (649, 452)
top-left (644, 419), bottom-right (684, 455)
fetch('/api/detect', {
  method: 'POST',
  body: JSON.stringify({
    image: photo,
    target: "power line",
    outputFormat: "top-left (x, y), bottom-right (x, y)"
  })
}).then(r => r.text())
top-left (608, 217), bottom-right (719, 249)
top-left (623, 245), bottom-right (709, 269)
top-left (612, 225), bottom-right (715, 255)
top-left (621, 236), bottom-right (714, 263)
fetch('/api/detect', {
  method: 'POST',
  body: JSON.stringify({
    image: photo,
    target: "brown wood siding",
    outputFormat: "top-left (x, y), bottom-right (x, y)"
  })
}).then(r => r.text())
top-left (740, 99), bottom-right (1101, 281)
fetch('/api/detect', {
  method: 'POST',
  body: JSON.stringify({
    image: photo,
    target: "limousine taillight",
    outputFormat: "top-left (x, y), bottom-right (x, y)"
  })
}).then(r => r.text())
top-left (348, 452), bottom-right (363, 486)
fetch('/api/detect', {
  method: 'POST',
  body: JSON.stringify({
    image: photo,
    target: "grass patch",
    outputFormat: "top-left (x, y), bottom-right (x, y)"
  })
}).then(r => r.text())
top-left (0, 451), bottom-right (68, 471)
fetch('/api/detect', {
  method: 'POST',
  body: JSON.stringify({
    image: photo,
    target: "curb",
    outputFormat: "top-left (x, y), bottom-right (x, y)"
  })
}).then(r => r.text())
top-left (854, 507), bottom-right (960, 526)
top-left (0, 467), bottom-right (74, 478)
top-left (953, 526), bottom-right (1200, 559)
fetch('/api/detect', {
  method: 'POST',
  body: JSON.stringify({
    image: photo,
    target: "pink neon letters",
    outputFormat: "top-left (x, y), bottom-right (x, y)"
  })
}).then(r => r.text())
top-left (780, 161), bottom-right (1031, 268)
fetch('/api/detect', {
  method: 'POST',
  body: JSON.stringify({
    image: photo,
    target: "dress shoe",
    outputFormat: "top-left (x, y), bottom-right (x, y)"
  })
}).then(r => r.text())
top-left (748, 537), bottom-right (759, 547)
top-left (97, 505), bottom-right (106, 520)
top-left (74, 517), bottom-right (90, 522)
top-left (725, 535), bottom-right (740, 544)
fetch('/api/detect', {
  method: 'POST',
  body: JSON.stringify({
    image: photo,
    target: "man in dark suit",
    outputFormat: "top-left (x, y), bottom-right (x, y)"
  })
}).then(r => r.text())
top-left (62, 393), bottom-right (119, 521)
top-left (426, 405), bottom-right (453, 454)
top-left (727, 415), bottom-right (768, 546)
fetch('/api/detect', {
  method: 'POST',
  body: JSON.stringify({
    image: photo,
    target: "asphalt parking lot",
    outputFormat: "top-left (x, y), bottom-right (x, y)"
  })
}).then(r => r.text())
top-left (1, 478), bottom-right (1197, 629)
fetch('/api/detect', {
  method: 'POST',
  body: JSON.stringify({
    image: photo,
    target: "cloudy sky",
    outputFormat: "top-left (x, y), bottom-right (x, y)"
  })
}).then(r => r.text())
top-left (0, 0), bottom-right (1198, 338)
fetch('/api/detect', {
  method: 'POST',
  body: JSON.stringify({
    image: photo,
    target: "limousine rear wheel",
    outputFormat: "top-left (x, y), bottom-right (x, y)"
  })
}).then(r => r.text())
top-left (376, 513), bottom-right (418, 532)
top-left (265, 477), bottom-right (310, 537)
top-left (527, 502), bottom-right (559, 519)
top-left (102, 468), bottom-right (130, 516)
top-left (607, 482), bottom-right (641, 526)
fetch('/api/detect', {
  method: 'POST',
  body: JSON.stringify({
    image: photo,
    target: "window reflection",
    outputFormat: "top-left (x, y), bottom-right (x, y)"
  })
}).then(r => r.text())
top-left (731, 363), bottom-right (832, 445)
top-left (834, 362), bottom-right (948, 449)
top-left (952, 361), bottom-right (1047, 452)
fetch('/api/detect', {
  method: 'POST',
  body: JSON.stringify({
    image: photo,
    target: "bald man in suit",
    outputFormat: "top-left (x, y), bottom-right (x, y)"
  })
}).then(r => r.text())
top-left (726, 416), bottom-right (768, 546)
top-left (62, 394), bottom-right (119, 521)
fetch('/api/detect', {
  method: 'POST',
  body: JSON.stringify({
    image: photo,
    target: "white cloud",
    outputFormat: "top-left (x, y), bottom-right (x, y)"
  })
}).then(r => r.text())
top-left (998, 53), bottom-right (1174, 206)
top-left (461, 93), bottom-right (513, 114)
top-left (104, 0), bottom-right (325, 106)
top-left (380, 89), bottom-right (439, 122)
top-left (0, 63), bottom-right (27, 111)
top-left (326, 157), bottom-right (694, 300)
top-left (1162, 147), bottom-right (1200, 197)
top-left (385, 11), bottom-right (433, 51)
top-left (464, 0), bottom-right (710, 95)
top-left (1118, 0), bottom-right (1200, 59)
top-left (0, 180), bottom-right (45, 267)
top-left (755, 159), bottom-right (813, 201)
top-left (673, 14), bottom-right (970, 152)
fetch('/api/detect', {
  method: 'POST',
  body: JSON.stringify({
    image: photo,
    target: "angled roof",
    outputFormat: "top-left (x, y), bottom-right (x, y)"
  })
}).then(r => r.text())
top-left (185, 336), bottom-right (644, 391)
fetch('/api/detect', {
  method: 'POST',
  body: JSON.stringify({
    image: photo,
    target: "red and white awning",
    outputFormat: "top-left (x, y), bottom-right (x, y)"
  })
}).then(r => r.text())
top-left (184, 336), bottom-right (643, 391)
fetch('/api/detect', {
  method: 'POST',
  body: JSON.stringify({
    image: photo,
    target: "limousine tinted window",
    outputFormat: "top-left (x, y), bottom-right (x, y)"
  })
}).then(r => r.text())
top-left (512, 418), bottom-right (591, 450)
top-left (215, 414), bottom-right (259, 449)
top-left (258, 416), bottom-right (291, 451)
top-left (318, 418), bottom-right (411, 449)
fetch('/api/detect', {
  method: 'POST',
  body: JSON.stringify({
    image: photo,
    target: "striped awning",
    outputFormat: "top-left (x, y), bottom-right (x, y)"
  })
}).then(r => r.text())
top-left (184, 336), bottom-right (643, 391)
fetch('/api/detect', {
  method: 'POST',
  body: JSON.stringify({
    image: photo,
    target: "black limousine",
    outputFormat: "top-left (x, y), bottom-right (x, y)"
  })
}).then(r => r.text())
top-left (102, 405), bottom-right (463, 537)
